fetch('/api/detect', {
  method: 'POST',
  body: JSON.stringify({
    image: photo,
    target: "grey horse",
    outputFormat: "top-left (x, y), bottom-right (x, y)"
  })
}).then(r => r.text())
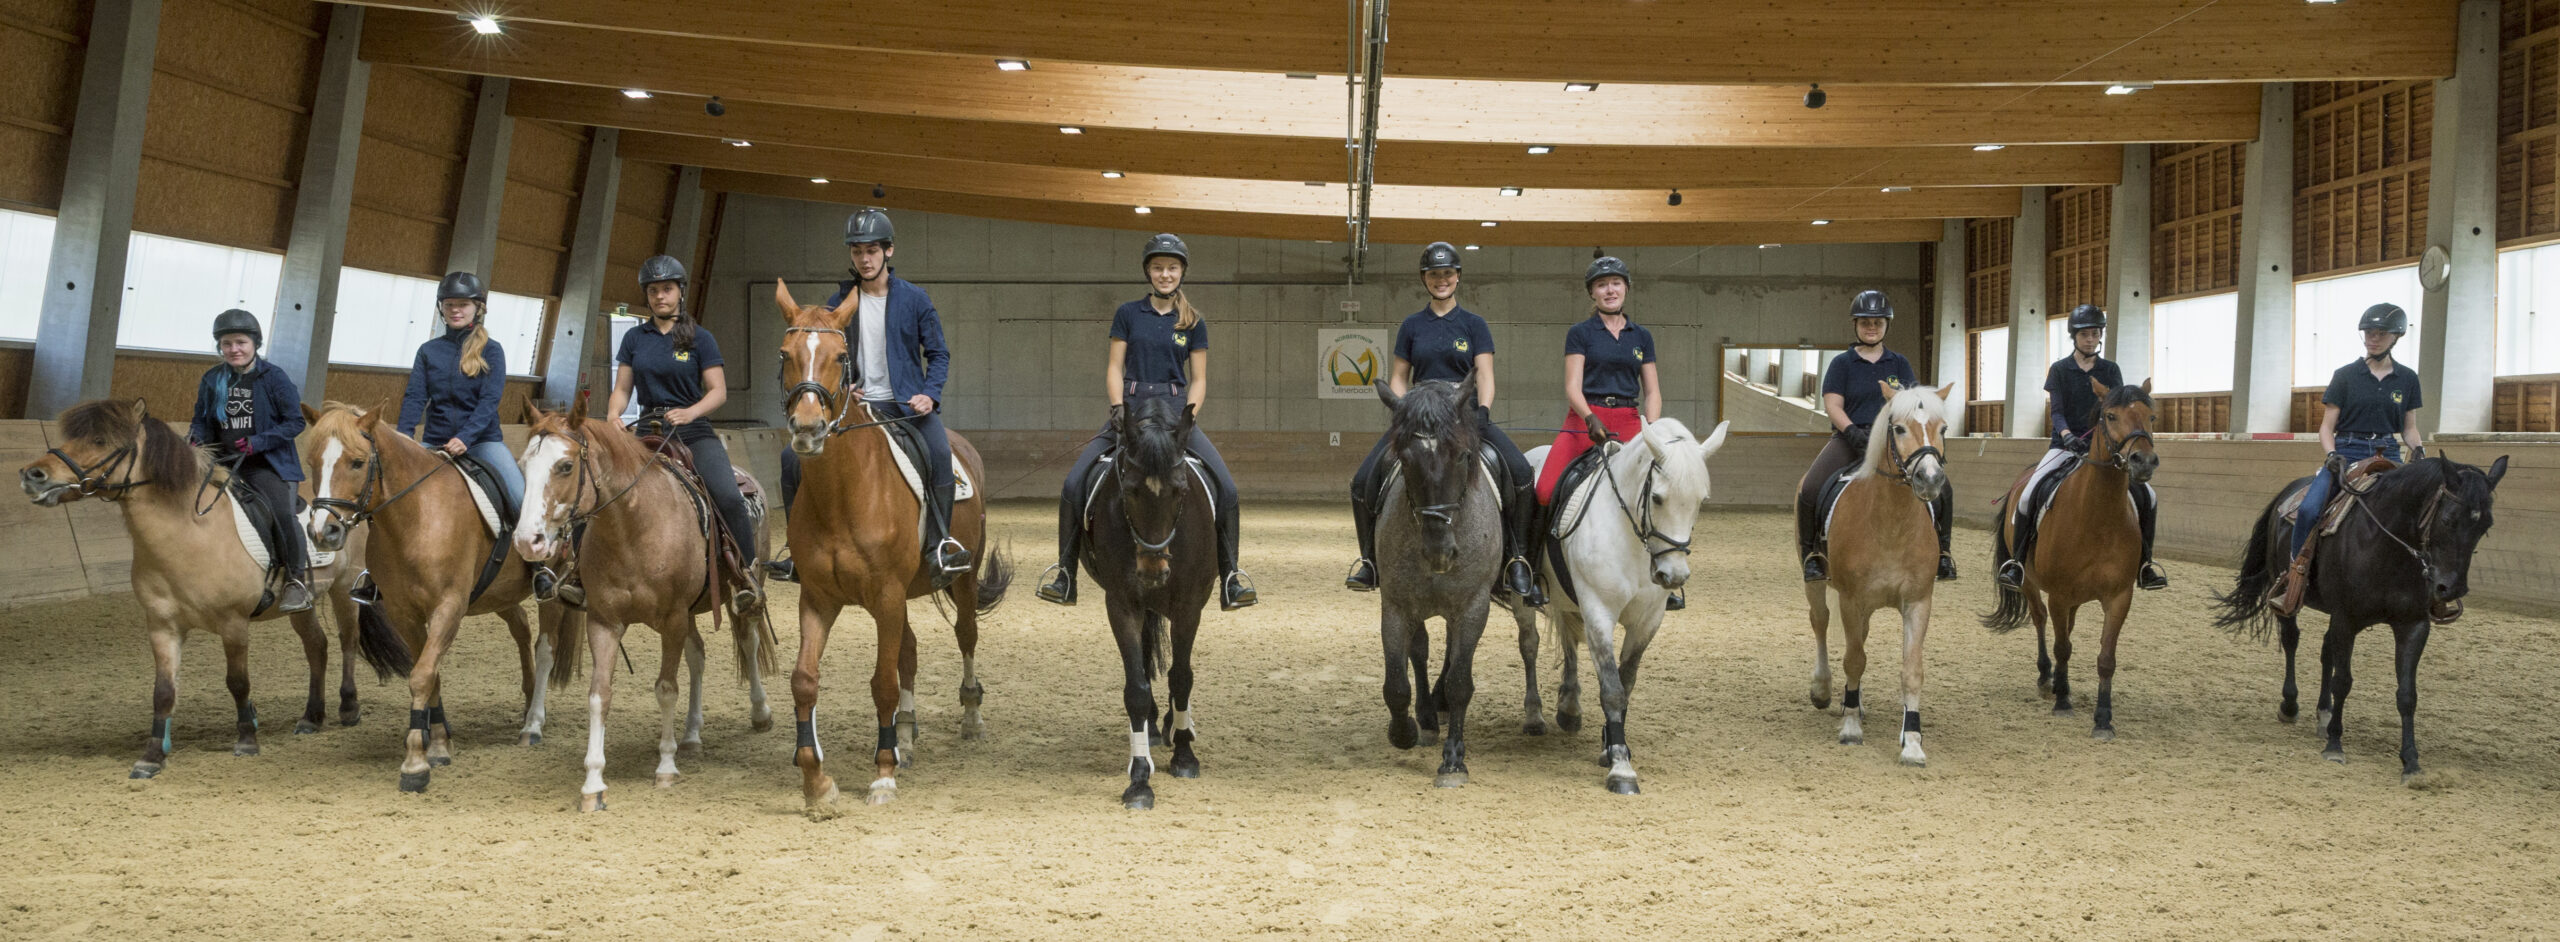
top-left (1371, 378), bottom-right (1503, 787)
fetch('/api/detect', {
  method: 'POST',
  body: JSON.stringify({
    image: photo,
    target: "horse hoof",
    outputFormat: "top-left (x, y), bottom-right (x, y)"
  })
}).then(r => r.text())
top-left (1899, 752), bottom-right (1928, 768)
top-left (2051, 704), bottom-right (2076, 718)
top-left (656, 773), bottom-right (678, 788)
top-left (1435, 770), bottom-right (1469, 789)
top-left (579, 792), bottom-right (607, 813)
top-left (2277, 705), bottom-right (2298, 724)
top-left (232, 742), bottom-right (259, 757)
top-left (338, 711), bottom-right (360, 727)
top-left (398, 771), bottom-right (430, 793)
top-left (520, 731), bottom-right (543, 747)
top-left (2037, 679), bottom-right (2053, 698)
top-left (2092, 727), bottom-right (2116, 742)
top-left (677, 740), bottom-right (703, 758)
top-left (1522, 718), bottom-right (1547, 736)
top-left (960, 720), bottom-right (986, 741)
top-left (1170, 757), bottom-right (1200, 779)
top-left (293, 719), bottom-right (320, 735)
top-left (867, 781), bottom-right (897, 805)
top-left (2323, 748), bottom-right (2346, 764)
top-left (1810, 691), bottom-right (1831, 710)
top-left (428, 755), bottom-right (451, 768)
top-left (1387, 718), bottom-right (1417, 751)
top-left (2317, 710), bottom-right (2334, 730)
top-left (129, 763), bottom-right (161, 780)
top-left (1605, 777), bottom-right (1639, 795)
top-left (1556, 712), bottom-right (1583, 734)
top-left (751, 713), bottom-right (775, 734)
top-left (2402, 770), bottom-right (2430, 789)
top-left (1839, 732), bottom-right (1863, 746)
top-left (1122, 785), bottom-right (1155, 810)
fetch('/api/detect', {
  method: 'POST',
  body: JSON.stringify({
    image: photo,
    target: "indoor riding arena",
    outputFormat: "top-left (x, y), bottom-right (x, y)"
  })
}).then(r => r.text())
top-left (4, 1), bottom-right (2559, 938)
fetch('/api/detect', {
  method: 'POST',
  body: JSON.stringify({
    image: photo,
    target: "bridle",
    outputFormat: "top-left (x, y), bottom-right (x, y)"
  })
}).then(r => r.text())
top-left (2351, 468), bottom-right (2483, 624)
top-left (1117, 418), bottom-right (1188, 566)
top-left (43, 439), bottom-right (148, 501)
top-left (780, 324), bottom-right (922, 439)
top-left (1398, 430), bottom-right (1473, 535)
top-left (2086, 403), bottom-right (2156, 471)
top-left (308, 429), bottom-right (452, 531)
top-left (1874, 412), bottom-right (1947, 488)
top-left (1601, 443), bottom-right (1693, 562)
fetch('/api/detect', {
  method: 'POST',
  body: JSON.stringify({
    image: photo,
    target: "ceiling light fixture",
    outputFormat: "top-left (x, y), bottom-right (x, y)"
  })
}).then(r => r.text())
top-left (1480, 220), bottom-right (1498, 227)
top-left (872, 184), bottom-right (886, 198)
top-left (1527, 145), bottom-right (1554, 155)
top-left (1758, 243), bottom-right (1781, 249)
top-left (1134, 206), bottom-right (1152, 214)
top-left (809, 177), bottom-right (828, 184)
top-left (1563, 82), bottom-right (1597, 93)
top-left (1810, 219), bottom-right (1831, 226)
top-left (1667, 189), bottom-right (1683, 207)
top-left (2104, 82), bottom-right (2153, 95)
top-left (621, 89), bottom-right (652, 99)
top-left (465, 14), bottom-right (501, 34)
top-left (995, 58), bottom-right (1030, 71)
top-left (1803, 83), bottom-right (1826, 109)
top-left (723, 138), bottom-right (750, 147)
top-left (1285, 72), bottom-right (1319, 80)
top-left (1499, 186), bottom-right (1523, 196)
top-left (1058, 126), bottom-right (1084, 134)
top-left (1306, 181), bottom-right (1326, 186)
top-left (704, 97), bottom-right (725, 117)
top-left (1880, 186), bottom-right (1913, 193)
top-left (1973, 144), bottom-right (2006, 151)
top-left (1101, 171), bottom-right (1124, 178)
top-left (1464, 244), bottom-right (1480, 251)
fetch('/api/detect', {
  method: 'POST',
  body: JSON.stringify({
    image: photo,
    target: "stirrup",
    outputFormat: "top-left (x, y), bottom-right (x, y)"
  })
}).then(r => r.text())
top-left (1344, 558), bottom-right (1378, 592)
top-left (1996, 558), bottom-right (2027, 591)
top-left (762, 558), bottom-right (797, 584)
top-left (1937, 552), bottom-right (1959, 582)
top-left (1801, 551), bottom-right (1829, 583)
top-left (276, 580), bottom-right (314, 614)
top-left (1036, 564), bottom-right (1078, 606)
top-left (2138, 560), bottom-right (2170, 590)
top-left (348, 569), bottom-right (380, 607)
top-left (1221, 571), bottom-right (1259, 610)
top-left (934, 538), bottom-right (973, 573)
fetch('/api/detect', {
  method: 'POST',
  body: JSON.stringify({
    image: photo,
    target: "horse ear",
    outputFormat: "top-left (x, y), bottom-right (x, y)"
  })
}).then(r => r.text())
top-left (1934, 382), bottom-right (1956, 403)
top-left (130, 397), bottom-right (150, 422)
top-left (1700, 420), bottom-right (1731, 457)
top-left (2488, 455), bottom-right (2508, 486)
top-left (359, 404), bottom-right (384, 430)
top-left (2089, 375), bottom-right (2111, 398)
top-left (1180, 402), bottom-right (1197, 430)
top-left (828, 286), bottom-right (859, 325)
top-left (1375, 378), bottom-right (1402, 411)
top-left (773, 279), bottom-right (798, 322)
top-left (2139, 376), bottom-right (2153, 395)
top-left (300, 402), bottom-right (321, 426)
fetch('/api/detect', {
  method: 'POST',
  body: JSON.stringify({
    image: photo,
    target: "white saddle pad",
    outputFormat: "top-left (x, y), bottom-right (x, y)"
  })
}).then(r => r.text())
top-left (460, 468), bottom-right (502, 538)
top-left (235, 500), bottom-right (336, 571)
top-left (1082, 453), bottom-right (1212, 526)
top-left (1545, 444), bottom-right (1612, 540)
top-left (879, 424), bottom-right (977, 532)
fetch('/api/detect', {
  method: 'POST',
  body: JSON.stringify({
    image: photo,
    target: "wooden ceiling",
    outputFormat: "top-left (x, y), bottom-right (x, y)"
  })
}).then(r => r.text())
top-left (339, 1), bottom-right (2462, 248)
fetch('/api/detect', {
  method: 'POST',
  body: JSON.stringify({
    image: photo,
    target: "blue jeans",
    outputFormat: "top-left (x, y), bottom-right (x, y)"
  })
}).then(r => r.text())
top-left (2291, 436), bottom-right (2399, 559)
top-left (464, 440), bottom-right (524, 518)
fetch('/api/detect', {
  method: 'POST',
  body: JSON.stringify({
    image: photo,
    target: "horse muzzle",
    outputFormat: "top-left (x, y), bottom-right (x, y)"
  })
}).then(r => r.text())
top-left (309, 517), bottom-right (349, 551)
top-left (516, 527), bottom-right (565, 563)
top-left (19, 469), bottom-right (72, 507)
top-left (2126, 453), bottom-right (2160, 484)
top-left (1653, 561), bottom-right (1691, 589)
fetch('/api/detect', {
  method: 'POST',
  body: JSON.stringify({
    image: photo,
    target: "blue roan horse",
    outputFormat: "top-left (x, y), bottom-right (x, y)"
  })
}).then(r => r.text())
top-left (1080, 396), bottom-right (1220, 809)
top-left (1369, 378), bottom-right (1502, 788)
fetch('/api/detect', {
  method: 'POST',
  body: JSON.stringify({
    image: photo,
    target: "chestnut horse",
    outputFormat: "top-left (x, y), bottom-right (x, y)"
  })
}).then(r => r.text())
top-left (514, 406), bottom-right (779, 811)
top-left (774, 281), bottom-right (1010, 812)
top-left (17, 399), bottom-right (376, 778)
top-left (1983, 379), bottom-right (2159, 740)
top-left (304, 403), bottom-right (561, 793)
top-left (1801, 382), bottom-right (1954, 767)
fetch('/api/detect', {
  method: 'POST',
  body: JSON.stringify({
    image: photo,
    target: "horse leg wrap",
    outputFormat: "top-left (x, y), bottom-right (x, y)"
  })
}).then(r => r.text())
top-left (1842, 689), bottom-right (1861, 711)
top-left (237, 702), bottom-right (258, 731)
top-left (876, 726), bottom-right (899, 752)
top-left (1603, 719), bottom-right (1626, 749)
top-left (150, 716), bottom-right (172, 755)
top-left (427, 705), bottom-right (447, 730)
top-left (408, 708), bottom-right (431, 740)
top-left (795, 718), bottom-right (822, 763)
top-left (1902, 711), bottom-right (1921, 734)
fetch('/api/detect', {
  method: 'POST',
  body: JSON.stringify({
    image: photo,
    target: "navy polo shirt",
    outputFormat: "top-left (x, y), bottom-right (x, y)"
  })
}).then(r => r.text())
top-left (2323, 359), bottom-right (2422, 436)
top-left (1394, 306), bottom-right (1495, 383)
top-left (1564, 314), bottom-right (1654, 402)
top-left (1822, 347), bottom-right (1918, 427)
top-left (1109, 299), bottom-right (1207, 386)
top-left (2044, 355), bottom-right (2125, 435)
top-left (616, 319), bottom-right (725, 412)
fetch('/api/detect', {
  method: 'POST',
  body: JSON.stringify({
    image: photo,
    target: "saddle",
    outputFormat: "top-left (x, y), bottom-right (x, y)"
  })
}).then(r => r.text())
top-left (635, 431), bottom-right (761, 610)
top-left (1078, 448), bottom-right (1214, 531)
top-left (2269, 455), bottom-right (2399, 616)
top-left (227, 478), bottom-right (334, 616)
top-left (1535, 445), bottom-right (1613, 606)
top-left (1815, 464), bottom-right (1935, 540)
top-left (446, 453), bottom-right (517, 604)
top-left (1993, 454), bottom-right (2083, 562)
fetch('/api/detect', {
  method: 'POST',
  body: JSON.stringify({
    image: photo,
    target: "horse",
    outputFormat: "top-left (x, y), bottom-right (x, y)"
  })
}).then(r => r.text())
top-left (1982, 379), bottom-right (2159, 740)
top-left (2213, 452), bottom-right (2507, 784)
top-left (1801, 382), bottom-right (1956, 767)
top-left (1368, 378), bottom-right (1508, 788)
top-left (513, 406), bottom-right (780, 811)
top-left (773, 281), bottom-right (1011, 812)
top-left (303, 402), bottom-right (561, 793)
top-left (1509, 417), bottom-right (1729, 794)
top-left (17, 398), bottom-right (375, 778)
top-left (1077, 396), bottom-right (1217, 809)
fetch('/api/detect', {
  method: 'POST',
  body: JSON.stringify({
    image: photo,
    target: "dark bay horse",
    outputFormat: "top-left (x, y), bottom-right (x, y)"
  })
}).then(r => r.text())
top-left (2213, 453), bottom-right (2508, 784)
top-left (514, 407), bottom-right (779, 811)
top-left (774, 282), bottom-right (1010, 812)
top-left (1078, 396), bottom-right (1217, 809)
top-left (305, 404), bottom-right (561, 793)
top-left (17, 399), bottom-right (375, 778)
top-left (1371, 378), bottom-right (1500, 788)
top-left (1984, 378), bottom-right (2159, 739)
top-left (1801, 382), bottom-right (1955, 767)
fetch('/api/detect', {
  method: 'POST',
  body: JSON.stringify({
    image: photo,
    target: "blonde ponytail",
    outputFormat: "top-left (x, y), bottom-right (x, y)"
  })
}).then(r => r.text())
top-left (1174, 288), bottom-right (1201, 331)
top-left (458, 323), bottom-right (492, 377)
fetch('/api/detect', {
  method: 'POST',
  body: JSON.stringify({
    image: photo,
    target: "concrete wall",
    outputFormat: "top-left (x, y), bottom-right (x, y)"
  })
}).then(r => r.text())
top-left (692, 195), bottom-right (1924, 442)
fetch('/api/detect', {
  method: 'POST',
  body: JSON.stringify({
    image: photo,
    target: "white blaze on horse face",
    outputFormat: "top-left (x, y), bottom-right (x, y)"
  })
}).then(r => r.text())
top-left (801, 332), bottom-right (821, 388)
top-left (515, 434), bottom-right (573, 557)
top-left (311, 438), bottom-right (344, 538)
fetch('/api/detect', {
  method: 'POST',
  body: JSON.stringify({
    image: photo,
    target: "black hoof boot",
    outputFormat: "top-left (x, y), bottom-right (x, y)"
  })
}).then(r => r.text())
top-left (1220, 571), bottom-right (1258, 610)
top-left (1345, 558), bottom-right (1378, 592)
top-left (1036, 565), bottom-right (1077, 606)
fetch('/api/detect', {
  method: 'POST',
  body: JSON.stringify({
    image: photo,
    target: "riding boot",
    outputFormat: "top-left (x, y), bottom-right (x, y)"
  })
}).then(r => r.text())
top-left (1797, 494), bottom-right (1829, 583)
top-left (1038, 487), bottom-right (1082, 606)
top-left (1997, 504), bottom-right (2035, 591)
top-left (2136, 487), bottom-right (2169, 590)
top-left (1216, 509), bottom-right (1258, 610)
top-left (1500, 481), bottom-right (1546, 607)
top-left (276, 573), bottom-right (313, 614)
top-left (1346, 490), bottom-right (1379, 591)
top-left (1934, 488), bottom-right (1959, 581)
top-left (763, 558), bottom-right (797, 583)
top-left (925, 482), bottom-right (971, 591)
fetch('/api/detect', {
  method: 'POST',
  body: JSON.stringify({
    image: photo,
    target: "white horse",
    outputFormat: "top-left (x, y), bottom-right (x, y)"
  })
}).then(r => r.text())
top-left (1509, 418), bottom-right (1729, 794)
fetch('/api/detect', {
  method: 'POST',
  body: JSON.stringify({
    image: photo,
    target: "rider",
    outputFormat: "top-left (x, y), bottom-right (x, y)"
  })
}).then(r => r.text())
top-left (396, 271), bottom-right (524, 516)
top-left (1345, 242), bottom-right (1544, 606)
top-left (189, 308), bottom-right (312, 613)
top-left (2274, 302), bottom-right (2425, 613)
top-left (1533, 256), bottom-right (1669, 605)
top-left (1995, 303), bottom-right (2168, 591)
top-left (1796, 290), bottom-right (1958, 583)
top-left (821, 208), bottom-right (972, 587)
top-left (599, 253), bottom-right (763, 595)
top-left (1036, 233), bottom-right (1258, 610)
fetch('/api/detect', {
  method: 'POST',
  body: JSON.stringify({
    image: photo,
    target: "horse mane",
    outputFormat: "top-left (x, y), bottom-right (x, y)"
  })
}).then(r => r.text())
top-left (1121, 397), bottom-right (1189, 481)
top-left (531, 411), bottom-right (651, 472)
top-left (58, 399), bottom-right (208, 494)
top-left (2089, 382), bottom-right (2154, 429)
top-left (1853, 385), bottom-right (1942, 479)
top-left (1389, 380), bottom-right (1477, 454)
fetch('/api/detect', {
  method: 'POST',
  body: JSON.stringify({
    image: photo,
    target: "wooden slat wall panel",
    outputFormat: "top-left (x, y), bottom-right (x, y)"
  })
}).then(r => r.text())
top-left (2496, 375), bottom-right (2560, 431)
top-left (2294, 81), bottom-right (2434, 278)
top-left (2502, 0), bottom-right (2560, 245)
top-left (1966, 402), bottom-right (2007, 435)
top-left (128, 0), bottom-right (323, 253)
top-left (2153, 142), bottom-right (2248, 300)
top-left (492, 118), bottom-right (586, 302)
top-left (2154, 391), bottom-right (2233, 433)
top-left (2290, 388), bottom-right (2324, 433)
top-left (1964, 216), bottom-right (2013, 410)
top-left (345, 67), bottom-right (473, 279)
top-left (0, 0), bottom-right (87, 211)
top-left (2047, 185), bottom-right (2110, 313)
top-left (601, 160), bottom-right (675, 312)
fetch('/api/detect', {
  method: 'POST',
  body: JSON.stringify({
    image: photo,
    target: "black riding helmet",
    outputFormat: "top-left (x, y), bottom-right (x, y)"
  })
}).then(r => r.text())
top-left (436, 271), bottom-right (487, 304)
top-left (1850, 289), bottom-right (1895, 319)
top-left (845, 207), bottom-right (894, 246)
top-left (2066, 303), bottom-right (2107, 332)
top-left (637, 254), bottom-right (687, 288)
top-left (211, 308), bottom-right (262, 348)
top-left (1420, 241), bottom-right (1462, 273)
top-left (1143, 233), bottom-right (1189, 267)
top-left (1585, 256), bottom-right (1631, 288)
top-left (2359, 302), bottom-right (2409, 335)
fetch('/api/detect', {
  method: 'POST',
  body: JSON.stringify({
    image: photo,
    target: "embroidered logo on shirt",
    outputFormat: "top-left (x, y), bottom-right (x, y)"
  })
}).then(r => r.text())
top-left (1172, 332), bottom-right (1188, 347)
top-left (674, 350), bottom-right (691, 362)
top-left (1886, 377), bottom-right (1906, 391)
top-left (2391, 390), bottom-right (2405, 405)
top-left (1634, 348), bottom-right (1646, 362)
top-left (1454, 339), bottom-right (1470, 353)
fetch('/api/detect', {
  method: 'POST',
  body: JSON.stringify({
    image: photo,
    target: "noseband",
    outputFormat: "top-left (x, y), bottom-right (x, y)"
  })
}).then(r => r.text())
top-left (308, 429), bottom-right (451, 531)
top-left (1600, 447), bottom-right (1692, 561)
top-left (1877, 419), bottom-right (1946, 487)
top-left (2353, 472), bottom-right (2480, 623)
top-left (43, 441), bottom-right (148, 501)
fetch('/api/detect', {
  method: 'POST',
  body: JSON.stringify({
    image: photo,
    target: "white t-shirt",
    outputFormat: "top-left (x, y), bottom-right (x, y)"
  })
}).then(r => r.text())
top-left (856, 291), bottom-right (893, 401)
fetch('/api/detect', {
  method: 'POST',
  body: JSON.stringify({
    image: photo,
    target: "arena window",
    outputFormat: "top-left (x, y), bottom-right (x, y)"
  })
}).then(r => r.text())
top-left (115, 232), bottom-right (284, 354)
top-left (0, 208), bottom-right (52, 341)
top-left (329, 268), bottom-right (548, 379)
top-left (2498, 243), bottom-right (2560, 377)
top-left (1971, 326), bottom-right (2009, 400)
top-left (2148, 293), bottom-right (2237, 395)
top-left (2293, 266), bottom-right (2422, 387)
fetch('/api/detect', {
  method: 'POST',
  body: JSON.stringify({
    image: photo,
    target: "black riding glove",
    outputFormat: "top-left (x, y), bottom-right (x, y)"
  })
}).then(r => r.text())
top-left (1838, 424), bottom-right (1871, 455)
top-left (1582, 413), bottom-right (1612, 445)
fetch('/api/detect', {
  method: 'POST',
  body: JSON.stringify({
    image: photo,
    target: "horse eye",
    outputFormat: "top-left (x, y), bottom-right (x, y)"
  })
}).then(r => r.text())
top-left (553, 460), bottom-right (572, 477)
top-left (1893, 426), bottom-right (1908, 435)
top-left (350, 459), bottom-right (366, 469)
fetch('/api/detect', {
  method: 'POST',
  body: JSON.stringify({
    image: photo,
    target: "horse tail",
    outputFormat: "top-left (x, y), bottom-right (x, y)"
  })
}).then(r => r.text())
top-left (354, 602), bottom-right (413, 680)
top-left (1980, 522), bottom-right (2028, 633)
top-left (2211, 487), bottom-right (2289, 641)
top-left (968, 542), bottom-right (1012, 617)
top-left (547, 606), bottom-right (583, 690)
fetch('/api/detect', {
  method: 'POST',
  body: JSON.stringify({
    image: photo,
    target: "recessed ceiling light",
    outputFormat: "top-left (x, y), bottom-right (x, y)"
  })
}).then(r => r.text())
top-left (1880, 186), bottom-right (1913, 193)
top-left (1973, 144), bottom-right (2007, 152)
top-left (2104, 82), bottom-right (2153, 95)
top-left (1527, 145), bottom-right (1554, 155)
top-left (620, 89), bottom-right (652, 99)
top-left (1464, 244), bottom-right (1480, 251)
top-left (1563, 82), bottom-right (1597, 92)
top-left (465, 14), bottom-right (501, 34)
top-left (1305, 181), bottom-right (1326, 186)
top-left (809, 177), bottom-right (828, 184)
top-left (1058, 126), bottom-right (1084, 134)
top-left (2306, 0), bottom-right (2338, 5)
top-left (1100, 171), bottom-right (1124, 178)
top-left (1499, 186), bottom-right (1523, 196)
top-left (1810, 219), bottom-right (1831, 226)
top-left (995, 59), bottom-right (1029, 71)
top-left (1134, 206), bottom-right (1152, 214)
top-left (1757, 243), bottom-right (1781, 249)
top-left (1480, 220), bottom-right (1498, 227)
top-left (1285, 72), bottom-right (1319, 80)
top-left (723, 138), bottom-right (750, 147)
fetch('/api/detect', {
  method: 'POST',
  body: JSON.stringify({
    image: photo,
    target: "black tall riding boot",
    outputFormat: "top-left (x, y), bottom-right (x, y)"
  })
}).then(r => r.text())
top-left (1501, 481), bottom-right (1546, 607)
top-left (1346, 490), bottom-right (1379, 591)
top-left (1796, 493), bottom-right (1828, 582)
top-left (1215, 502), bottom-right (1257, 609)
top-left (1934, 487), bottom-right (1959, 581)
top-left (1038, 494), bottom-right (1082, 605)
top-left (925, 481), bottom-right (970, 590)
top-left (2136, 484), bottom-right (2168, 590)
top-left (1997, 503), bottom-right (2035, 590)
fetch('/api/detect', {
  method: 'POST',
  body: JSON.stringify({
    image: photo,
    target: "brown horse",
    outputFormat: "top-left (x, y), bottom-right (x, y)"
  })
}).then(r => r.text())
top-left (774, 280), bottom-right (1010, 812)
top-left (1984, 379), bottom-right (2159, 739)
top-left (1800, 382), bottom-right (1955, 766)
top-left (16, 398), bottom-right (376, 778)
top-left (513, 406), bottom-right (779, 811)
top-left (303, 403), bottom-right (560, 793)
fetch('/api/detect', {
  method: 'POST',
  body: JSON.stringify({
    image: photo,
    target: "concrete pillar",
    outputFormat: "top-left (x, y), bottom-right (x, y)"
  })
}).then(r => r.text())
top-left (266, 4), bottom-right (368, 406)
top-left (1744, 347), bottom-right (1775, 387)
top-left (2006, 188), bottom-right (2051, 439)
top-left (2106, 144), bottom-right (2156, 385)
top-left (2230, 83), bottom-right (2297, 436)
top-left (26, 0), bottom-right (160, 419)
top-left (443, 77), bottom-right (512, 278)
top-left (664, 165), bottom-right (704, 263)
top-left (542, 127), bottom-right (620, 407)
top-left (1933, 219), bottom-right (1969, 433)
top-left (2420, 0), bottom-right (2501, 435)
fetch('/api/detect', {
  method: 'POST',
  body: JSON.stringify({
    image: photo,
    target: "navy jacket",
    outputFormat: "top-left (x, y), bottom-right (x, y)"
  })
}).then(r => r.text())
top-left (823, 274), bottom-right (952, 404)
top-left (397, 327), bottom-right (507, 447)
top-left (189, 359), bottom-right (306, 482)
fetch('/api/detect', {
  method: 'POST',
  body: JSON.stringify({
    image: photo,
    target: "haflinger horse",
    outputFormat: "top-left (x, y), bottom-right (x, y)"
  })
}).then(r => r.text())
top-left (2214, 451), bottom-right (2507, 784)
top-left (774, 280), bottom-right (1010, 813)
top-left (1079, 396), bottom-right (1217, 810)
top-left (513, 406), bottom-right (780, 811)
top-left (18, 398), bottom-right (375, 778)
top-left (1370, 378), bottom-right (1503, 788)
top-left (1983, 378), bottom-right (2159, 740)
top-left (1802, 381), bottom-right (1956, 767)
top-left (304, 402), bottom-right (562, 793)
top-left (1510, 417), bottom-right (1729, 794)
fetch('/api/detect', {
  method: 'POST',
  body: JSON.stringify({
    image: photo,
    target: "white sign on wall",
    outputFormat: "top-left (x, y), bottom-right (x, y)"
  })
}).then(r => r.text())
top-left (1317, 328), bottom-right (1389, 399)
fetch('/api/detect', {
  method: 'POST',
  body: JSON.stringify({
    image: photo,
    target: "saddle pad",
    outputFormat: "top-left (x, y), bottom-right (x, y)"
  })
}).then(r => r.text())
top-left (460, 468), bottom-right (502, 538)
top-left (1379, 456), bottom-right (1502, 528)
top-left (1081, 453), bottom-right (1212, 527)
top-left (878, 422), bottom-right (977, 505)
top-left (232, 499), bottom-right (336, 571)
top-left (1821, 470), bottom-right (1935, 539)
top-left (1545, 445), bottom-right (1613, 540)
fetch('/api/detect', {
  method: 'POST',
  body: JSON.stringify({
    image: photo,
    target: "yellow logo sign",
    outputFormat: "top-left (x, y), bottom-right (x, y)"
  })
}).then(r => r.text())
top-left (1320, 329), bottom-right (1389, 398)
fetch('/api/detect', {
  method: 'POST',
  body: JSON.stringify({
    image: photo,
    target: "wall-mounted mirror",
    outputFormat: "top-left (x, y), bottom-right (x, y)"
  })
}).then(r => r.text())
top-left (1716, 342), bottom-right (1835, 435)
